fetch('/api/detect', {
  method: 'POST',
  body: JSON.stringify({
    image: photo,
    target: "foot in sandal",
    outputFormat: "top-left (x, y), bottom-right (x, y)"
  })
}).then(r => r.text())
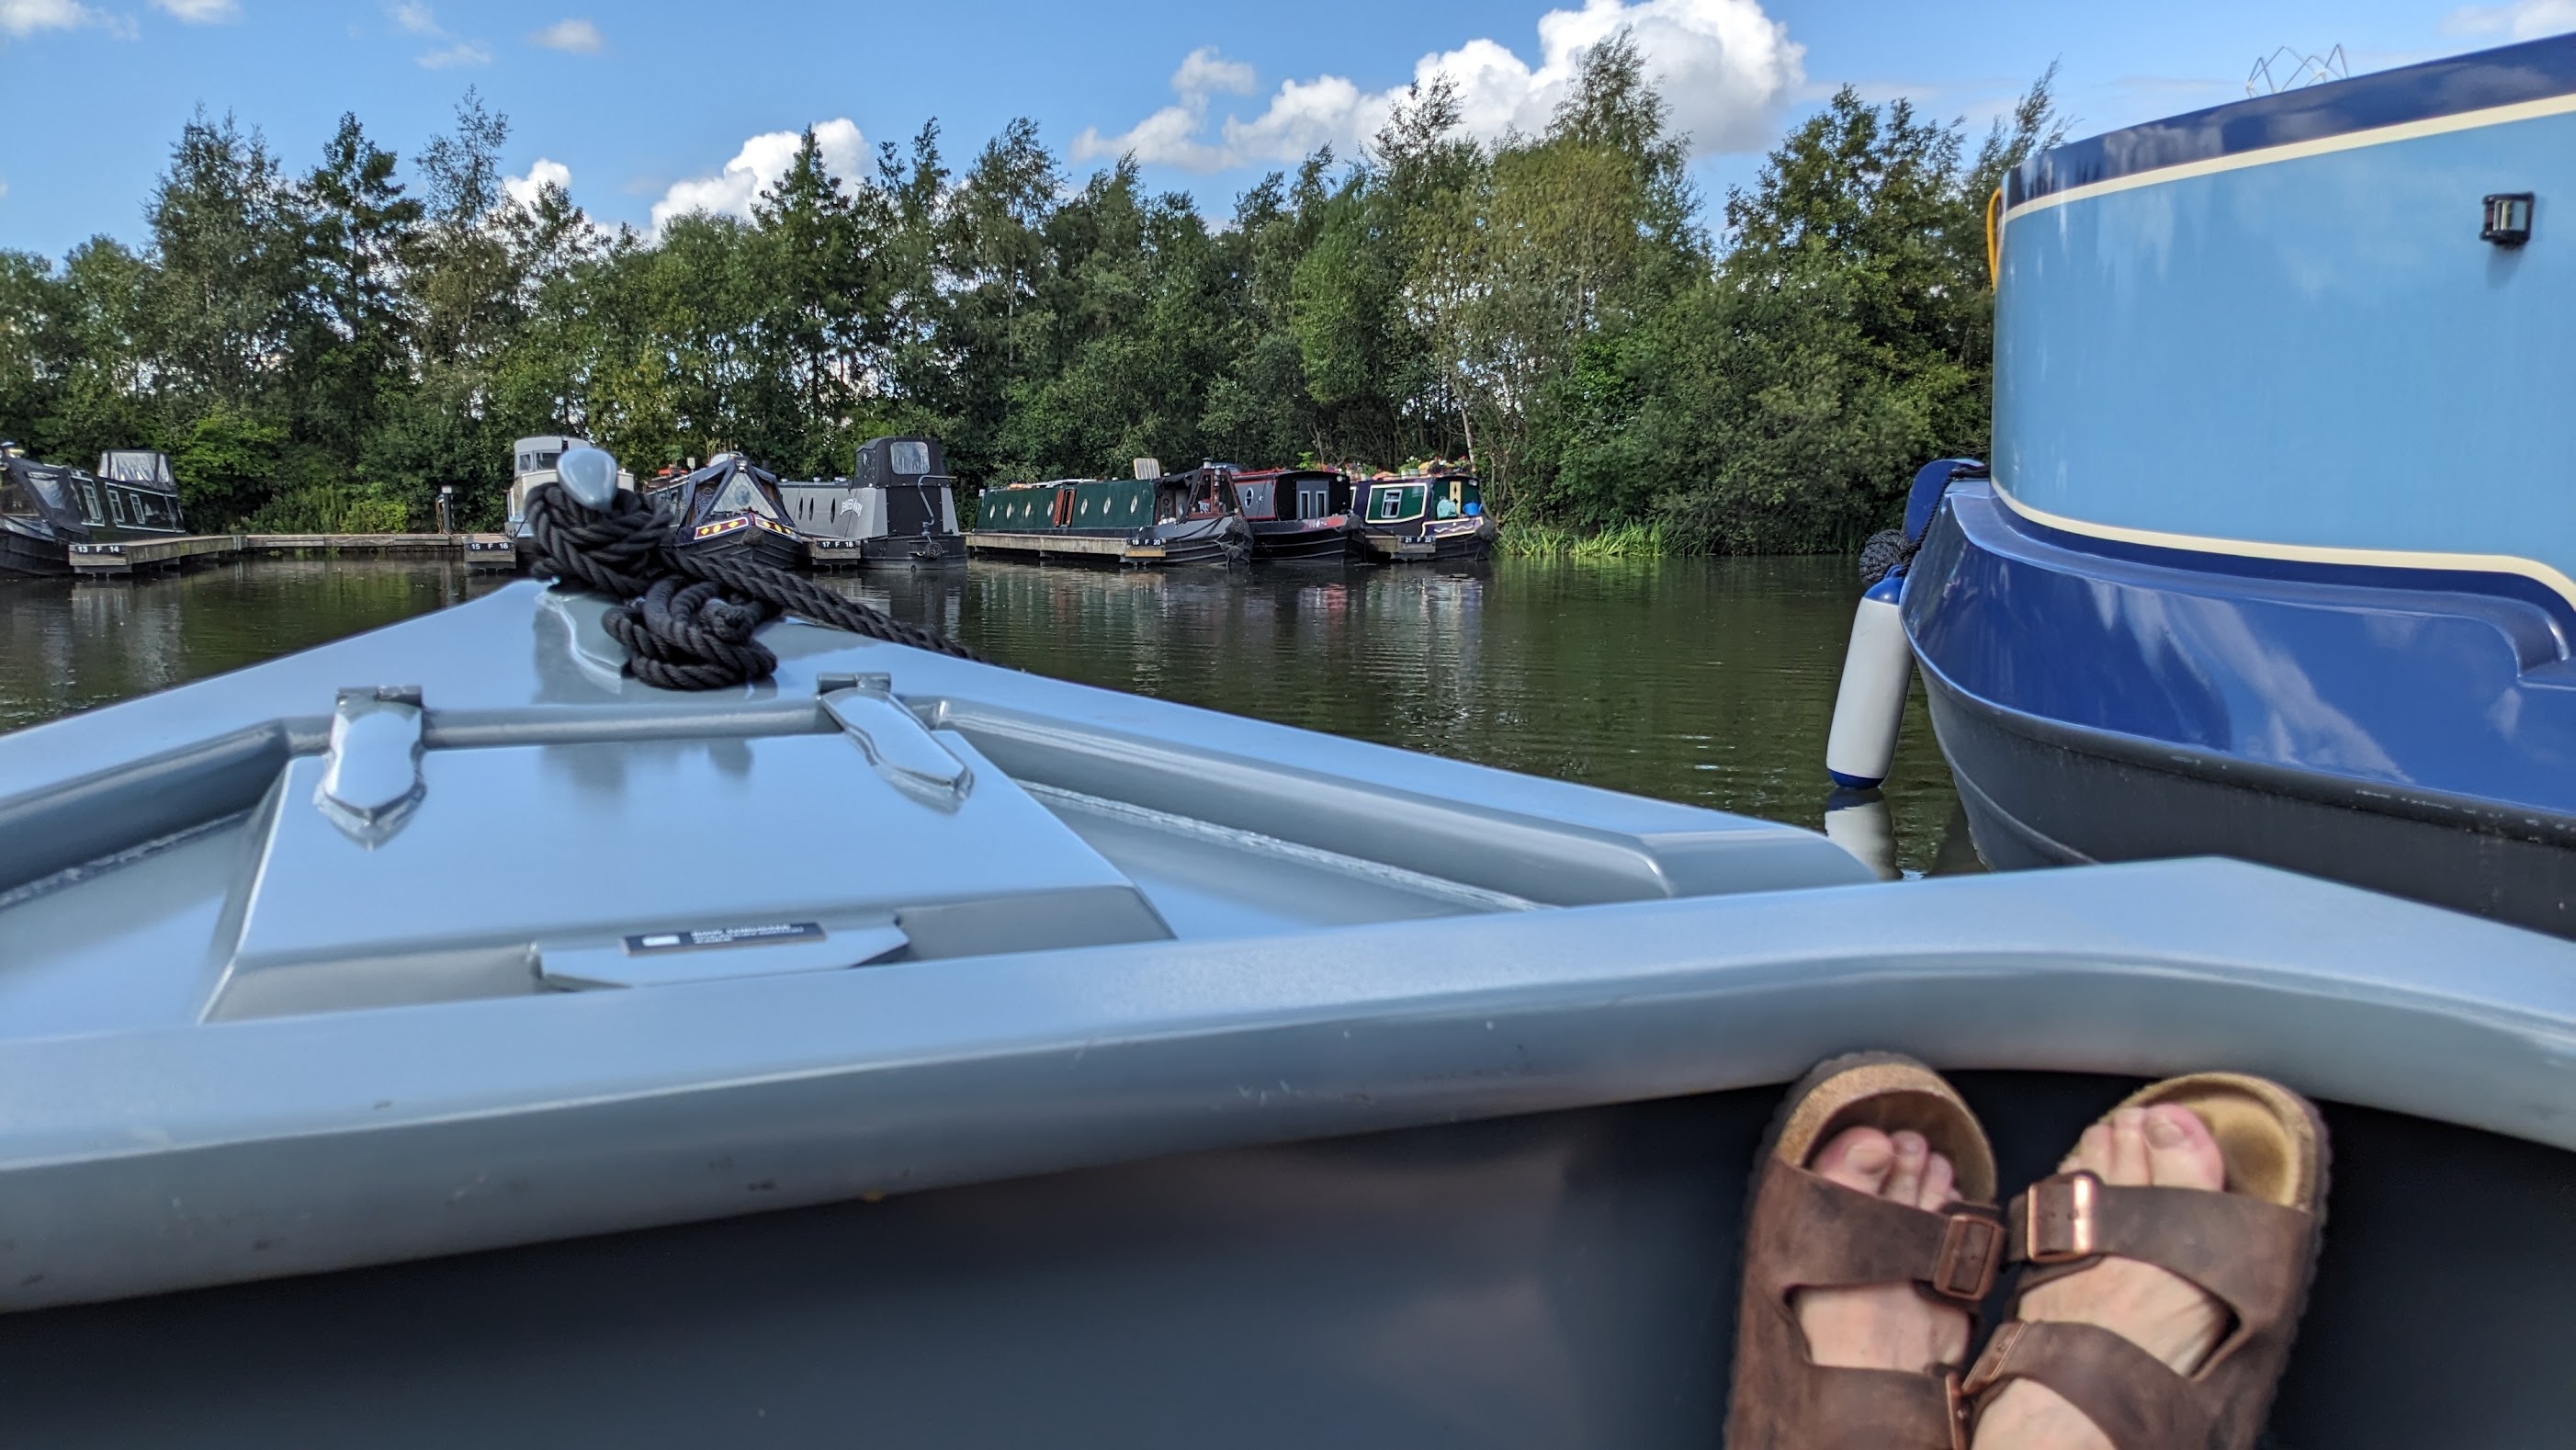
top-left (1796, 1126), bottom-right (1975, 1374)
top-left (1965, 1074), bottom-right (2330, 1450)
top-left (1972, 1105), bottom-right (2225, 1446)
top-left (1726, 1053), bottom-right (2005, 1449)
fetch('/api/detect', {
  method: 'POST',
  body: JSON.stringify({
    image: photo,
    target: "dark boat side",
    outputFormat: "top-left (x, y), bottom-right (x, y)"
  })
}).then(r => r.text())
top-left (1232, 467), bottom-right (1361, 561)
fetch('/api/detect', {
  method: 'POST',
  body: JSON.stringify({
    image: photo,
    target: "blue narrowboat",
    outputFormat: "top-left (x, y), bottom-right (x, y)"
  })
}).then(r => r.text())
top-left (1891, 34), bottom-right (2576, 937)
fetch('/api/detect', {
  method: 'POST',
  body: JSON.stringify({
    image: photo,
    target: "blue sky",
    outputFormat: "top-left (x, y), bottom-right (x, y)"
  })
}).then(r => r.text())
top-left (0, 0), bottom-right (2562, 259)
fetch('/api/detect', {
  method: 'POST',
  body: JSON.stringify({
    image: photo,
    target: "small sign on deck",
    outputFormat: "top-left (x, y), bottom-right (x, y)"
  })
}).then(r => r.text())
top-left (623, 922), bottom-right (825, 955)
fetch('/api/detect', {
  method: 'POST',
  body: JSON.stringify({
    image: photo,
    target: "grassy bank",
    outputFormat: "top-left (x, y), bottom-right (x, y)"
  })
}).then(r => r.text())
top-left (1494, 518), bottom-right (1673, 559)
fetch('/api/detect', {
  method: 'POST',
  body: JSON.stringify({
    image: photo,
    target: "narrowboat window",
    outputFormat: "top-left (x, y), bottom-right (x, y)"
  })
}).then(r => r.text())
top-left (714, 476), bottom-right (777, 518)
top-left (108, 489), bottom-right (127, 525)
top-left (1370, 484), bottom-right (1425, 521)
top-left (889, 440), bottom-right (931, 475)
top-left (79, 482), bottom-right (103, 524)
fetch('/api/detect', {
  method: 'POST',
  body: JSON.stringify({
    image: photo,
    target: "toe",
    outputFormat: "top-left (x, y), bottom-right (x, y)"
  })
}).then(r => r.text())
top-left (1882, 1130), bottom-right (1927, 1206)
top-left (2108, 1106), bottom-right (2152, 1185)
top-left (1916, 1150), bottom-right (1957, 1210)
top-left (2142, 1104), bottom-right (2226, 1191)
top-left (1810, 1127), bottom-right (1895, 1196)
top-left (2073, 1121), bottom-right (2113, 1177)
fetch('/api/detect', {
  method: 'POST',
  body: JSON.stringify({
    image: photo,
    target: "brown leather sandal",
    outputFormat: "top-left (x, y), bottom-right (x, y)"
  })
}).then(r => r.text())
top-left (1725, 1052), bottom-right (2004, 1449)
top-left (1963, 1072), bottom-right (2331, 1449)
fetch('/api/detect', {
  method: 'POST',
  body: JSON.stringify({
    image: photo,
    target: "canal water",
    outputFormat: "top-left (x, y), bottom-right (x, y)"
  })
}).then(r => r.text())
top-left (0, 555), bottom-right (1972, 875)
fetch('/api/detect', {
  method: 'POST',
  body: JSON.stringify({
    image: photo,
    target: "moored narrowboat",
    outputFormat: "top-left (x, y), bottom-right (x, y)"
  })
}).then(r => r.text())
top-left (1355, 470), bottom-right (1495, 563)
top-left (1, 445), bottom-right (188, 578)
top-left (968, 466), bottom-right (1249, 566)
top-left (1884, 33), bottom-right (2576, 939)
top-left (782, 436), bottom-right (966, 568)
top-left (1231, 466), bottom-right (1361, 561)
top-left (647, 453), bottom-right (809, 572)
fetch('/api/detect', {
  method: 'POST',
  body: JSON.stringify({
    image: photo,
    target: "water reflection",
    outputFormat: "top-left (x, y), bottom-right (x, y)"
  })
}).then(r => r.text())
top-left (3, 554), bottom-right (1973, 875)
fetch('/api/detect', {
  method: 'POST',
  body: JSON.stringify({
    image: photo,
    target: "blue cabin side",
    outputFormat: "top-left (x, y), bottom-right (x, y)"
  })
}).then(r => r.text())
top-left (1991, 35), bottom-right (2576, 600)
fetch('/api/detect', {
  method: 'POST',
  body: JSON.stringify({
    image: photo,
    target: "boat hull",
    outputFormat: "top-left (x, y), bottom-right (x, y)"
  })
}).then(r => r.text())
top-left (967, 521), bottom-right (1247, 567)
top-left (1249, 520), bottom-right (1360, 561)
top-left (1904, 481), bottom-right (2576, 936)
top-left (1361, 519), bottom-right (1494, 564)
top-left (0, 526), bottom-right (71, 578)
top-left (678, 519), bottom-right (809, 573)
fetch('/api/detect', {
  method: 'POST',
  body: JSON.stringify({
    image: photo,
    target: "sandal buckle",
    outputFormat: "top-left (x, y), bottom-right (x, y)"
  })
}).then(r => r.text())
top-left (1943, 1369), bottom-right (1972, 1450)
top-left (1931, 1210), bottom-right (2003, 1302)
top-left (2025, 1171), bottom-right (2099, 1264)
top-left (1960, 1320), bottom-right (2023, 1398)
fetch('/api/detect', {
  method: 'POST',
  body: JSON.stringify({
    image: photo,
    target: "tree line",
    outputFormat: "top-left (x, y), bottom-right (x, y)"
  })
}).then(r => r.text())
top-left (0, 39), bottom-right (2060, 551)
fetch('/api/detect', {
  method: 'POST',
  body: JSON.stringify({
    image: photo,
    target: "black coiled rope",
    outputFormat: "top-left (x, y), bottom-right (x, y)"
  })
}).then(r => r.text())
top-left (524, 482), bottom-right (979, 690)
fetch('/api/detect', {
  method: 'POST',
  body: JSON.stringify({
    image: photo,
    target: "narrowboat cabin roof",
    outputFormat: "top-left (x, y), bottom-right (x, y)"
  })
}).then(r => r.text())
top-left (94, 450), bottom-right (176, 492)
top-left (650, 453), bottom-right (793, 530)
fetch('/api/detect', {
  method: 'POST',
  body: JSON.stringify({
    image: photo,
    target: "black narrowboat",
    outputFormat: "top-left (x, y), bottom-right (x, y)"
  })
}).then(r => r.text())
top-left (1, 446), bottom-right (188, 578)
top-left (969, 466), bottom-right (1249, 566)
top-left (646, 453), bottom-right (809, 572)
top-left (1356, 471), bottom-right (1496, 563)
top-left (781, 436), bottom-right (966, 567)
top-left (1230, 467), bottom-right (1361, 561)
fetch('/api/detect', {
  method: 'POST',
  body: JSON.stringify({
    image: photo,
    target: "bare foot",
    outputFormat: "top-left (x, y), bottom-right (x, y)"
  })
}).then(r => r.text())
top-left (1794, 1126), bottom-right (1972, 1374)
top-left (1973, 1104), bottom-right (2229, 1448)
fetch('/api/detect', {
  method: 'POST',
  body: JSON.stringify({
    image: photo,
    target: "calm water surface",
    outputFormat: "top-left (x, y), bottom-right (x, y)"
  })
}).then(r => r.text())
top-left (0, 555), bottom-right (1971, 873)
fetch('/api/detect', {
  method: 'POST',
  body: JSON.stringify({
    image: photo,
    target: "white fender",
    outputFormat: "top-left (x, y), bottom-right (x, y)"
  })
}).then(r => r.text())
top-left (1825, 574), bottom-right (1913, 789)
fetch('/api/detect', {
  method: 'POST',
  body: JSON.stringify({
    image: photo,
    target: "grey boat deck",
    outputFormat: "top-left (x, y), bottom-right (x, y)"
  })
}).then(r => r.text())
top-left (2, 581), bottom-right (2573, 1446)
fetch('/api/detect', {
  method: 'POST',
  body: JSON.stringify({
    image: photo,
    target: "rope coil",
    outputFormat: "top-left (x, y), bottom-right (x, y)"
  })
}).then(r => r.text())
top-left (523, 482), bottom-right (979, 690)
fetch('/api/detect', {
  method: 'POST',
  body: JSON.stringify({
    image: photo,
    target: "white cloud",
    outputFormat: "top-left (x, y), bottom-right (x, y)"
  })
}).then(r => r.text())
top-left (0, 176), bottom-right (9, 200)
top-left (2444, 0), bottom-right (2576, 38)
top-left (650, 118), bottom-right (867, 232)
top-left (2, 0), bottom-right (97, 37)
top-left (153, 0), bottom-right (239, 19)
top-left (528, 17), bottom-right (600, 53)
top-left (389, 4), bottom-right (487, 66)
top-left (1075, 0), bottom-right (1802, 172)
top-left (418, 39), bottom-right (488, 67)
top-left (504, 157), bottom-right (571, 210)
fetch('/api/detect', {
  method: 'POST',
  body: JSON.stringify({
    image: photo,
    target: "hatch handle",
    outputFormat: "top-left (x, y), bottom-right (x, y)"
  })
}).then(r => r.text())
top-left (819, 674), bottom-right (974, 806)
